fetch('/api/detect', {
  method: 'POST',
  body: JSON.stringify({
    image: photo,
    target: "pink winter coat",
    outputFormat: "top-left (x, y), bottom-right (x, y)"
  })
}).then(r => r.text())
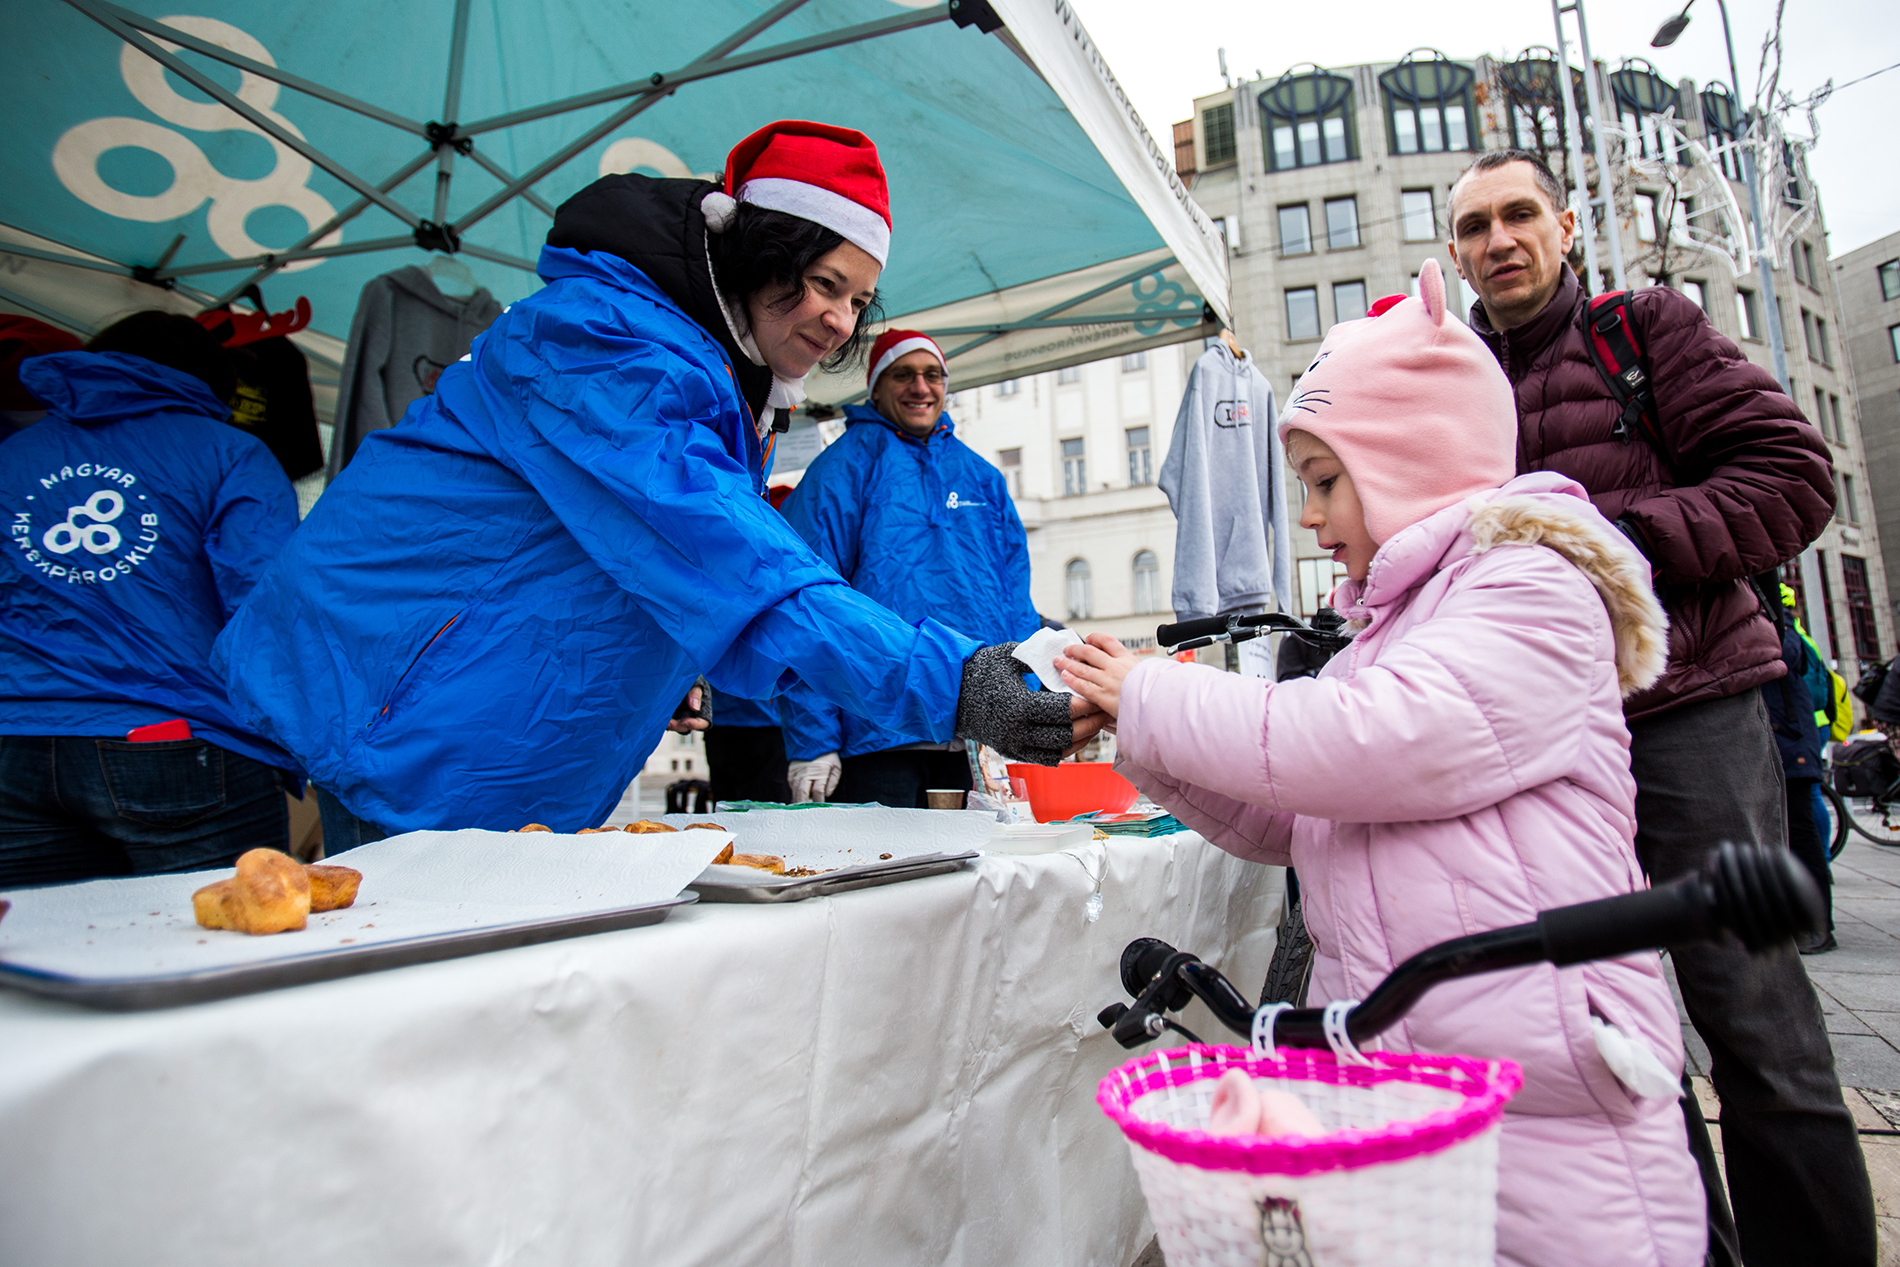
top-left (1115, 473), bottom-right (1704, 1267)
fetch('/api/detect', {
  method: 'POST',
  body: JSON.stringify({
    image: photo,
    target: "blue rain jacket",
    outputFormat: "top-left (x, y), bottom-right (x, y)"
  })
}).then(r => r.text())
top-left (713, 691), bottom-right (782, 729)
top-left (214, 246), bottom-right (977, 833)
top-left (778, 404), bottom-right (1037, 759)
top-left (2, 352), bottom-right (298, 768)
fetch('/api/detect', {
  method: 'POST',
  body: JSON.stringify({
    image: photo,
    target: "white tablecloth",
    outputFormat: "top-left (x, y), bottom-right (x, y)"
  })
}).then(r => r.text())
top-left (0, 833), bottom-right (1279, 1267)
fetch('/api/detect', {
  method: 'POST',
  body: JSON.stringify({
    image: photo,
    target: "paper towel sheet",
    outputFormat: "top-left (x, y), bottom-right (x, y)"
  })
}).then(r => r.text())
top-left (646, 807), bottom-right (994, 879)
top-left (1012, 626), bottom-right (1084, 693)
top-left (0, 829), bottom-right (727, 982)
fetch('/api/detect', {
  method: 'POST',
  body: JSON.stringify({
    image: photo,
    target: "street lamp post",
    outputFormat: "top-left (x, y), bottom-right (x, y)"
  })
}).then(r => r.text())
top-left (1654, 0), bottom-right (1791, 391)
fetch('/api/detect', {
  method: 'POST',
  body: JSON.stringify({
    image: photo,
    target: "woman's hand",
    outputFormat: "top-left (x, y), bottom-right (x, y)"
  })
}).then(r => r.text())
top-left (1056, 634), bottom-right (1140, 719)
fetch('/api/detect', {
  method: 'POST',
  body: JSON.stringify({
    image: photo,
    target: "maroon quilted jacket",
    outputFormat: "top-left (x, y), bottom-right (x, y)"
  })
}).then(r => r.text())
top-left (1471, 266), bottom-right (1834, 719)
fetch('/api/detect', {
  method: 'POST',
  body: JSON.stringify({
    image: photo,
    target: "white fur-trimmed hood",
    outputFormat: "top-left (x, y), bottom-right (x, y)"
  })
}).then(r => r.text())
top-left (1467, 494), bottom-right (1669, 697)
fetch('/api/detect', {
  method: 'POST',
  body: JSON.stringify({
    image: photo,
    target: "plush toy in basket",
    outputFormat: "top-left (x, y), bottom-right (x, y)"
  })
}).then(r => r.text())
top-left (1098, 1045), bottom-right (1522, 1267)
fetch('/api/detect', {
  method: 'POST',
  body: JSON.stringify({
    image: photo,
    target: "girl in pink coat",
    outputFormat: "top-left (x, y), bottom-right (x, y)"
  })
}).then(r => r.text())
top-left (1059, 259), bottom-right (1703, 1267)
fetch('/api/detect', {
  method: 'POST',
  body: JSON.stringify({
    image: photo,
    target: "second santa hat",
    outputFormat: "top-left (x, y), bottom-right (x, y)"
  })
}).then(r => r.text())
top-left (702, 120), bottom-right (892, 267)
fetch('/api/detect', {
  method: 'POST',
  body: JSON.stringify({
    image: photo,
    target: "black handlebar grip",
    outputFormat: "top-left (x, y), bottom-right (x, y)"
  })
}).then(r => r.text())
top-left (1538, 841), bottom-right (1825, 966)
top-left (1155, 616), bottom-right (1230, 647)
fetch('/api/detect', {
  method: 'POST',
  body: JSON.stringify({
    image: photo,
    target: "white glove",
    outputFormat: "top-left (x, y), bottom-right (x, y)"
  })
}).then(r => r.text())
top-left (787, 752), bottom-right (842, 803)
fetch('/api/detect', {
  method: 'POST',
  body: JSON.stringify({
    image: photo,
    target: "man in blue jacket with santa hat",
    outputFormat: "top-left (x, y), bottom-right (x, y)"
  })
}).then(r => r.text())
top-left (779, 330), bottom-right (1038, 806)
top-left (216, 120), bottom-right (1094, 845)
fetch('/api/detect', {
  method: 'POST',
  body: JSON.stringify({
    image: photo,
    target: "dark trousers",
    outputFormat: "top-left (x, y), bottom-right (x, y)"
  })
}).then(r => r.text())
top-left (836, 748), bottom-right (972, 809)
top-left (1785, 776), bottom-right (1833, 930)
top-left (704, 726), bottom-right (792, 804)
top-left (1628, 690), bottom-right (1874, 1266)
top-left (314, 785), bottom-right (388, 859)
top-left (0, 734), bottom-right (288, 887)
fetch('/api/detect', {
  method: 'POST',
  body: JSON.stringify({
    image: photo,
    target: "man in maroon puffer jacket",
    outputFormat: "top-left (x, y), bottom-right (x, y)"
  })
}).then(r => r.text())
top-left (1449, 149), bottom-right (1872, 1267)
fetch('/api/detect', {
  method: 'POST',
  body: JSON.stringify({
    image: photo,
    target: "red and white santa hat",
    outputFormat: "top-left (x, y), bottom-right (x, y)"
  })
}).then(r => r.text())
top-left (866, 329), bottom-right (945, 389)
top-left (700, 120), bottom-right (892, 267)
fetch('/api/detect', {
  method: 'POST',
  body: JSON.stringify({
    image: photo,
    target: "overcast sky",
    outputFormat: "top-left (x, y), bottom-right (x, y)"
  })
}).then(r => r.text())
top-left (1078, 0), bottom-right (1899, 257)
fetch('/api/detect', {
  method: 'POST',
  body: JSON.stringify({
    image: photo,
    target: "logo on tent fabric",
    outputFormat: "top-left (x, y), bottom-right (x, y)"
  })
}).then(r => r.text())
top-left (1131, 271), bottom-right (1203, 337)
top-left (51, 16), bottom-right (341, 272)
top-left (946, 491), bottom-right (985, 509)
top-left (11, 465), bottom-right (162, 586)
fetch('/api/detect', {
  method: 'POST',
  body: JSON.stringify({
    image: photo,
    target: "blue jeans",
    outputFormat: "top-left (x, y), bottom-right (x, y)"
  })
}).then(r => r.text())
top-left (0, 735), bottom-right (288, 888)
top-left (314, 785), bottom-right (388, 858)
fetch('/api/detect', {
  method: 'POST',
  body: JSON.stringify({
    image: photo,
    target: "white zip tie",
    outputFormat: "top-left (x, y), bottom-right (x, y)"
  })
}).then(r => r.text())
top-left (1322, 999), bottom-right (1370, 1065)
top-left (1252, 1003), bottom-right (1294, 1059)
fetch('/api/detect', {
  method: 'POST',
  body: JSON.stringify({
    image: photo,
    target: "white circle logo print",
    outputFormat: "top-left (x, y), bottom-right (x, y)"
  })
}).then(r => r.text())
top-left (52, 15), bottom-right (342, 271)
top-left (10, 464), bottom-right (161, 587)
top-left (43, 489), bottom-right (125, 555)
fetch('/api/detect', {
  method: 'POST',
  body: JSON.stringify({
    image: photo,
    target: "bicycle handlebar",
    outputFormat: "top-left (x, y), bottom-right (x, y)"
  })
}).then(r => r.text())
top-left (1100, 840), bottom-right (1823, 1051)
top-left (1155, 611), bottom-right (1350, 654)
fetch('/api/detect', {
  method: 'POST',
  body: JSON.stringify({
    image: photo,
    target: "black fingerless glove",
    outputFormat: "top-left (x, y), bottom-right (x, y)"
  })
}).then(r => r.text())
top-left (954, 644), bottom-right (1074, 766)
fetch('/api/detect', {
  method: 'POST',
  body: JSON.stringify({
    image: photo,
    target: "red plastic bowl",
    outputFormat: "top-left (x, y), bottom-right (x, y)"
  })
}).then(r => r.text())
top-left (1005, 762), bottom-right (1138, 824)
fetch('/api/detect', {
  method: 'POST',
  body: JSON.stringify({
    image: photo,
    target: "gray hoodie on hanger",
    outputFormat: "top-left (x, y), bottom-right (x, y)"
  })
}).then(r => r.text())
top-left (326, 265), bottom-right (503, 478)
top-left (1158, 342), bottom-right (1293, 622)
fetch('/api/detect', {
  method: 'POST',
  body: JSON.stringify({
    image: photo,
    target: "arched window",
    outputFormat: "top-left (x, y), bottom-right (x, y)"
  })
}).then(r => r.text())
top-left (1258, 68), bottom-right (1357, 172)
top-left (1132, 551), bottom-right (1160, 615)
top-left (1610, 59), bottom-right (1681, 164)
top-left (1066, 559), bottom-right (1093, 621)
top-left (1497, 49), bottom-right (1588, 161)
top-left (1698, 85), bottom-right (1744, 180)
top-left (1379, 51), bottom-right (1476, 155)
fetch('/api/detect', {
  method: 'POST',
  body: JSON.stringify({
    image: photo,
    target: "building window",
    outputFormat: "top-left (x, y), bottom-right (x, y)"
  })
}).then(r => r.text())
top-left (1839, 472), bottom-right (1860, 524)
top-left (1634, 192), bottom-right (1658, 243)
top-left (1400, 189), bottom-right (1436, 241)
top-left (1296, 557), bottom-right (1349, 617)
top-left (1278, 203), bottom-right (1312, 255)
top-left (1260, 69), bottom-right (1357, 172)
top-left (671, 759), bottom-right (680, 771)
top-left (1171, 119), bottom-right (1196, 177)
top-left (1125, 427), bottom-right (1153, 485)
top-left (1324, 196), bottom-right (1360, 250)
top-left (1843, 554), bottom-right (1881, 660)
top-left (1286, 287), bottom-right (1321, 341)
top-left (997, 447), bottom-right (1023, 497)
top-left (1121, 351), bottom-right (1147, 373)
top-left (995, 379), bottom-right (1019, 397)
top-left (1202, 101), bottom-right (1237, 166)
top-left (1880, 260), bottom-right (1900, 302)
top-left (1737, 289), bottom-right (1761, 341)
top-left (1890, 324), bottom-right (1900, 363)
top-left (1699, 86), bottom-right (1745, 180)
top-left (1333, 280), bottom-right (1369, 324)
top-left (1065, 558), bottom-right (1092, 621)
top-left (1210, 216), bottom-right (1233, 253)
top-left (1802, 309), bottom-right (1819, 361)
top-left (1680, 278), bottom-right (1707, 311)
top-left (1057, 364), bottom-right (1082, 385)
top-left (1061, 437), bottom-right (1086, 496)
top-left (1610, 61), bottom-right (1680, 163)
top-left (1132, 550), bottom-right (1161, 614)
top-left (1499, 53), bottom-right (1583, 157)
top-left (1830, 394), bottom-right (1844, 441)
top-left (1379, 53), bottom-right (1475, 154)
top-left (1815, 387), bottom-right (1830, 437)
top-left (1815, 315), bottom-right (1831, 366)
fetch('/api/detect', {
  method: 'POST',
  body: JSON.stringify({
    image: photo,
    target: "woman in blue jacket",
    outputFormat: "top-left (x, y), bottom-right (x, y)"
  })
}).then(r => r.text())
top-left (217, 121), bottom-right (1089, 841)
top-left (1, 312), bottom-right (300, 884)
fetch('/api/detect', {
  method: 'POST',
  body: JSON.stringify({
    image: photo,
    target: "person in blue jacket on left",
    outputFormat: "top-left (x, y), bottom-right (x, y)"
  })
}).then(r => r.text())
top-left (779, 330), bottom-right (1039, 807)
top-left (0, 312), bottom-right (300, 886)
top-left (215, 121), bottom-right (1095, 845)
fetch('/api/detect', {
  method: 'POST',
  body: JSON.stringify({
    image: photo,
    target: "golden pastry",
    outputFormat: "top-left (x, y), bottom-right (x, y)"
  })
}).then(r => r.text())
top-left (515, 823), bottom-right (552, 832)
top-left (624, 820), bottom-right (678, 834)
top-left (575, 827), bottom-right (618, 834)
top-left (728, 853), bottom-right (786, 875)
top-left (684, 822), bottom-right (726, 831)
top-left (710, 843), bottom-right (735, 866)
top-left (306, 864), bottom-right (362, 912)
top-left (193, 849), bottom-right (310, 934)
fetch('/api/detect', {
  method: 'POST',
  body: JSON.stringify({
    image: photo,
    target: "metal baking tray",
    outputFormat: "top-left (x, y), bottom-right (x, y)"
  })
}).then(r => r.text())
top-left (689, 851), bottom-right (978, 903)
top-left (0, 894), bottom-right (695, 1011)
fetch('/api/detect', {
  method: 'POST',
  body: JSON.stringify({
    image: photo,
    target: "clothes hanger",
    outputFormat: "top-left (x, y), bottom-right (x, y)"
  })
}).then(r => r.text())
top-left (425, 252), bottom-right (478, 300)
top-left (1218, 327), bottom-right (1248, 361)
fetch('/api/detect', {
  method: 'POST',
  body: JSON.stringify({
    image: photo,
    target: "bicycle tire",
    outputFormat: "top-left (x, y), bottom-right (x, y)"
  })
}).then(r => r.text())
top-left (1844, 794), bottom-right (1900, 848)
top-left (1819, 780), bottom-right (1852, 860)
top-left (1260, 887), bottom-right (1316, 1007)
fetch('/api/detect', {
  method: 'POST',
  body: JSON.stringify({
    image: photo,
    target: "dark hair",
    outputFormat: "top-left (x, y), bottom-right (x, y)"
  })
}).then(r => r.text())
top-left (86, 310), bottom-right (235, 403)
top-left (705, 202), bottom-right (881, 371)
top-left (1450, 148), bottom-right (1568, 221)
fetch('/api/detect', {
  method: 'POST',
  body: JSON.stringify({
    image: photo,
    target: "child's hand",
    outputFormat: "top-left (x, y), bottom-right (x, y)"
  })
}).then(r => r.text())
top-left (1056, 633), bottom-right (1140, 719)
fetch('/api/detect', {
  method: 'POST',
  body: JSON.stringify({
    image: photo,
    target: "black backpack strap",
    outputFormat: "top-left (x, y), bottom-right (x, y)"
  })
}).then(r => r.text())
top-left (1581, 292), bottom-right (1665, 456)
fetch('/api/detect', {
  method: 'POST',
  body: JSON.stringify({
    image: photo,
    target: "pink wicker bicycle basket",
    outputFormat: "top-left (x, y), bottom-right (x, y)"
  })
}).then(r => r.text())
top-left (1098, 1044), bottom-right (1523, 1267)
